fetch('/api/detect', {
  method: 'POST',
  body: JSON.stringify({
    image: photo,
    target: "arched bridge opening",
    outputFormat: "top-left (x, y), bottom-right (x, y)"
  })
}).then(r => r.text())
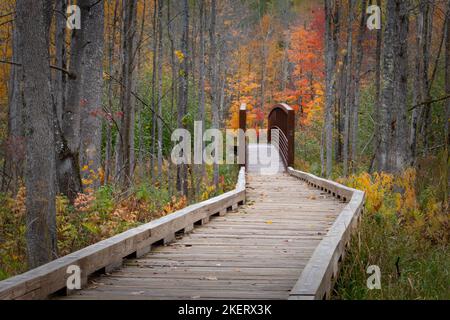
top-left (268, 103), bottom-right (295, 168)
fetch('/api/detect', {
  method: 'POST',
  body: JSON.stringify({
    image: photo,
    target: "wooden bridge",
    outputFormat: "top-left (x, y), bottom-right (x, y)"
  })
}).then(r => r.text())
top-left (0, 104), bottom-right (365, 300)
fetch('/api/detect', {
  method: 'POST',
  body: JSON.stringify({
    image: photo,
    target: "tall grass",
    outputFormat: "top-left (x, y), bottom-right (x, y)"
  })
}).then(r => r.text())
top-left (333, 160), bottom-right (449, 300)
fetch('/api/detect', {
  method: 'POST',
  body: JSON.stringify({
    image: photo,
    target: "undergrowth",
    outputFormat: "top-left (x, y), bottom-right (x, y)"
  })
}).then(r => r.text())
top-left (0, 165), bottom-right (239, 280)
top-left (333, 159), bottom-right (449, 300)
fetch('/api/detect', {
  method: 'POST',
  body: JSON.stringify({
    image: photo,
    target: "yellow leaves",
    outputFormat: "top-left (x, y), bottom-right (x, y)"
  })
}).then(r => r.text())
top-left (266, 220), bottom-right (273, 225)
top-left (341, 168), bottom-right (450, 243)
top-left (201, 186), bottom-right (216, 201)
top-left (175, 50), bottom-right (185, 62)
top-left (82, 178), bottom-right (94, 186)
top-left (81, 165), bottom-right (104, 187)
top-left (344, 171), bottom-right (397, 215)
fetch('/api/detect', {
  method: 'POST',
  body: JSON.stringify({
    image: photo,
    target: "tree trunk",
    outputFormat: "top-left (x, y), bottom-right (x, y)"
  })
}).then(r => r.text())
top-left (17, 0), bottom-right (57, 268)
top-left (195, 0), bottom-right (206, 198)
top-left (343, 0), bottom-right (355, 177)
top-left (167, 0), bottom-right (177, 196)
top-left (177, 0), bottom-right (189, 196)
top-left (420, 1), bottom-right (433, 155)
top-left (372, 0), bottom-right (382, 172)
top-left (324, 0), bottom-right (338, 178)
top-left (157, 0), bottom-right (164, 181)
top-left (60, 1), bottom-right (98, 200)
top-left (54, 0), bottom-right (67, 126)
top-left (150, 0), bottom-right (158, 182)
top-left (390, 0), bottom-right (410, 172)
top-left (105, 0), bottom-right (119, 185)
top-left (377, 0), bottom-right (396, 172)
top-left (351, 0), bottom-right (367, 171)
top-left (445, 0), bottom-right (450, 202)
top-left (79, 0), bottom-right (105, 189)
top-left (119, 0), bottom-right (138, 188)
top-left (3, 12), bottom-right (24, 193)
top-left (210, 0), bottom-right (220, 188)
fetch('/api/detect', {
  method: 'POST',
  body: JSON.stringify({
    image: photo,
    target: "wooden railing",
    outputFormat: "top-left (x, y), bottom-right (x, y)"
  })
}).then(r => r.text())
top-left (271, 126), bottom-right (289, 169)
top-left (0, 168), bottom-right (246, 300)
top-left (287, 168), bottom-right (366, 300)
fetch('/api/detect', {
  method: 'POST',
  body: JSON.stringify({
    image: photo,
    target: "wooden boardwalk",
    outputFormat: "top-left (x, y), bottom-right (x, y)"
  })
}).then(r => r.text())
top-left (0, 106), bottom-right (365, 301)
top-left (61, 146), bottom-right (346, 300)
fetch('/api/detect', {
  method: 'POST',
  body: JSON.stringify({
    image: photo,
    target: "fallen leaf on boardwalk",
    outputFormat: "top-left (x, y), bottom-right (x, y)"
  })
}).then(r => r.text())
top-left (203, 276), bottom-right (218, 281)
top-left (266, 220), bottom-right (273, 225)
top-left (309, 196), bottom-right (317, 200)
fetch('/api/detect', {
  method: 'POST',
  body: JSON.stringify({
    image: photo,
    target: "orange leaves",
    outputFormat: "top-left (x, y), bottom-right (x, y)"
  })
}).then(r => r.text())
top-left (227, 100), bottom-right (260, 130)
top-left (282, 19), bottom-right (325, 128)
top-left (163, 196), bottom-right (187, 215)
top-left (225, 9), bottom-right (326, 131)
top-left (259, 14), bottom-right (273, 35)
top-left (74, 193), bottom-right (96, 213)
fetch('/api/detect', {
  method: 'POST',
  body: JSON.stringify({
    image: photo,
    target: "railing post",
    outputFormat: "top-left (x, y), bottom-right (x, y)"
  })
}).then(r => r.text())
top-left (239, 103), bottom-right (247, 168)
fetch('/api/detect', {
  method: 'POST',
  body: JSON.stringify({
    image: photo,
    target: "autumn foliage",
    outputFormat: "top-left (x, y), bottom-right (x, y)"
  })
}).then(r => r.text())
top-left (227, 9), bottom-right (325, 130)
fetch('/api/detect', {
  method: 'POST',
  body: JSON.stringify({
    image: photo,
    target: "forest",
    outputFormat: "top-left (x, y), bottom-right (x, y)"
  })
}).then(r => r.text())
top-left (0, 0), bottom-right (448, 300)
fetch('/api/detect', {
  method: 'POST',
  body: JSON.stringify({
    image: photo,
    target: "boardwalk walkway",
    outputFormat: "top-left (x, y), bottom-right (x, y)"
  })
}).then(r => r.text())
top-left (0, 105), bottom-right (365, 301)
top-left (61, 145), bottom-right (346, 300)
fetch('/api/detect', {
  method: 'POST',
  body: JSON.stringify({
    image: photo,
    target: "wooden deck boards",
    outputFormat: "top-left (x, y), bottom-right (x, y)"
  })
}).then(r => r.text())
top-left (62, 171), bottom-right (345, 300)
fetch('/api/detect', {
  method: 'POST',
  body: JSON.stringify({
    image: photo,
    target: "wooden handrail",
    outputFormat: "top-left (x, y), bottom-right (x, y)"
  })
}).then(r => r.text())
top-left (271, 126), bottom-right (289, 169)
top-left (287, 168), bottom-right (366, 300)
top-left (0, 168), bottom-right (246, 300)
